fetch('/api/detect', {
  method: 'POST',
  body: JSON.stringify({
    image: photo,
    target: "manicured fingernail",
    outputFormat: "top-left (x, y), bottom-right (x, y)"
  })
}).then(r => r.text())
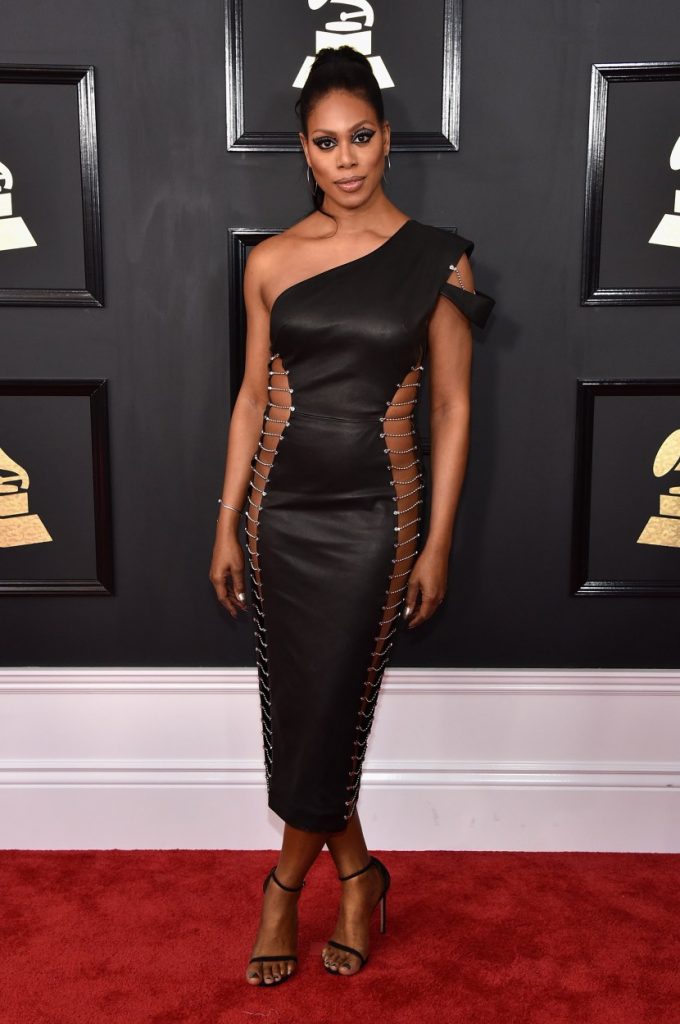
top-left (403, 605), bottom-right (411, 618)
top-left (238, 592), bottom-right (245, 602)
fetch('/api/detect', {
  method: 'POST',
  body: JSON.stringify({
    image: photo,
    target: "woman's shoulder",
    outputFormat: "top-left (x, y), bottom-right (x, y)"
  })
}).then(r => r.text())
top-left (244, 218), bottom-right (315, 293)
top-left (250, 216), bottom-right (316, 262)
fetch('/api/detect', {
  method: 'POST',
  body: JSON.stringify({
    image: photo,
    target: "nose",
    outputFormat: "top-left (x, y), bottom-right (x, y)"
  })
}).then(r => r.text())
top-left (336, 138), bottom-right (357, 168)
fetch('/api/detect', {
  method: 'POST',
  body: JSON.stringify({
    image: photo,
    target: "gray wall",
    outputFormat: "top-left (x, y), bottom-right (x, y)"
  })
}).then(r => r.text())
top-left (2, 0), bottom-right (678, 667)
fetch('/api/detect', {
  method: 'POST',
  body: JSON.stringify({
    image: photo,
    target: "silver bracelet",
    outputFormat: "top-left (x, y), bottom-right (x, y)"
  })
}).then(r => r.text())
top-left (217, 498), bottom-right (243, 515)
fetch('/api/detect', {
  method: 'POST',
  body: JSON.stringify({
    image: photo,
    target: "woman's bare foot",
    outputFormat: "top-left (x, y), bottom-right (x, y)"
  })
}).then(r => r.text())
top-left (321, 860), bottom-right (385, 975)
top-left (246, 869), bottom-right (303, 985)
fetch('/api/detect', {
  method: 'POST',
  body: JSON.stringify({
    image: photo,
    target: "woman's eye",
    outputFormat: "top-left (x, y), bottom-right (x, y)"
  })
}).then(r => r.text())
top-left (312, 129), bottom-right (375, 149)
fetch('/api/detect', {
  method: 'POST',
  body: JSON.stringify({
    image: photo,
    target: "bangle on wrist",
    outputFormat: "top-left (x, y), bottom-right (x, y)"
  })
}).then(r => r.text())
top-left (217, 498), bottom-right (243, 516)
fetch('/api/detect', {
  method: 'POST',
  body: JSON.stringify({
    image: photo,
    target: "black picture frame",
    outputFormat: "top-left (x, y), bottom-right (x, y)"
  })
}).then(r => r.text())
top-left (571, 378), bottom-right (680, 597)
top-left (227, 228), bottom-right (261, 413)
top-left (0, 64), bottom-right (104, 307)
top-left (581, 61), bottom-right (680, 306)
top-left (0, 379), bottom-right (113, 594)
top-left (225, 0), bottom-right (463, 152)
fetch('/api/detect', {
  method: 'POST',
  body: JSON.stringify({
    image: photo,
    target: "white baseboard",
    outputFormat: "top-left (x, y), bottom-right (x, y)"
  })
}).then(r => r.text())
top-left (1, 668), bottom-right (678, 851)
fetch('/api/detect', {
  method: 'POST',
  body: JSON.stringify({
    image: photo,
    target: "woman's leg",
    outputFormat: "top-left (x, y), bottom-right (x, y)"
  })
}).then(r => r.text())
top-left (246, 822), bottom-right (329, 985)
top-left (321, 809), bottom-right (387, 974)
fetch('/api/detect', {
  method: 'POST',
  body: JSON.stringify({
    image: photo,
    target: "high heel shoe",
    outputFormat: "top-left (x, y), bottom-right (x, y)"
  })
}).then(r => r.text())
top-left (247, 866), bottom-right (306, 987)
top-left (322, 854), bottom-right (391, 975)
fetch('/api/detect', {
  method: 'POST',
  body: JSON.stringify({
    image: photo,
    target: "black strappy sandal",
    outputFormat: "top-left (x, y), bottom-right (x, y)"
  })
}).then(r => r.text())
top-left (322, 855), bottom-right (391, 975)
top-left (247, 866), bottom-right (306, 986)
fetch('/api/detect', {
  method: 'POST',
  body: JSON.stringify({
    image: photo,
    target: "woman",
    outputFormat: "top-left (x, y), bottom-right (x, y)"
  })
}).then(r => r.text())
top-left (209, 46), bottom-right (495, 987)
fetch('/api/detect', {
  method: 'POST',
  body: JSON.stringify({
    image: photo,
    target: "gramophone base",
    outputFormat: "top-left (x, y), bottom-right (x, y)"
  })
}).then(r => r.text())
top-left (0, 514), bottom-right (52, 548)
top-left (637, 516), bottom-right (680, 549)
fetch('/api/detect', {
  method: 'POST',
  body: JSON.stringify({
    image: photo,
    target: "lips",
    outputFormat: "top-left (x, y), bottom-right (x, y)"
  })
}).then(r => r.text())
top-left (336, 176), bottom-right (364, 184)
top-left (335, 176), bottom-right (365, 192)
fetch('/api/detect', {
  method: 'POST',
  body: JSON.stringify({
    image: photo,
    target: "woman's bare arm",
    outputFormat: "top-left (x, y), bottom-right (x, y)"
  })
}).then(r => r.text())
top-left (424, 253), bottom-right (474, 556)
top-left (402, 253), bottom-right (475, 628)
top-left (209, 240), bottom-right (276, 617)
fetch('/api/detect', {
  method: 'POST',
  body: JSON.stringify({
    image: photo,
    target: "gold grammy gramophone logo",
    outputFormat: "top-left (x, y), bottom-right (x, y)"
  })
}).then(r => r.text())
top-left (637, 429), bottom-right (680, 549)
top-left (0, 448), bottom-right (52, 547)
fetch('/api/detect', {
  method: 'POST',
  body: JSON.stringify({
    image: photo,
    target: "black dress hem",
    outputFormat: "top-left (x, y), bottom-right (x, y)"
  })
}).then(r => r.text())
top-left (268, 796), bottom-right (354, 835)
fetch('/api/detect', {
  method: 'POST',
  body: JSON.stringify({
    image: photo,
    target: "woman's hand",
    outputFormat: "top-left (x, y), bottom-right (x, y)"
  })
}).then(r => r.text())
top-left (209, 532), bottom-right (249, 619)
top-left (401, 544), bottom-right (449, 629)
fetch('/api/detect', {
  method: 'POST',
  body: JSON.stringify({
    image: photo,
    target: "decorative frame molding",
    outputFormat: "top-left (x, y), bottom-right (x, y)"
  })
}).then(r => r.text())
top-left (227, 227), bottom-right (262, 412)
top-left (0, 64), bottom-right (104, 307)
top-left (581, 60), bottom-right (680, 307)
top-left (224, 0), bottom-right (463, 152)
top-left (0, 379), bottom-right (113, 594)
top-left (571, 378), bottom-right (680, 596)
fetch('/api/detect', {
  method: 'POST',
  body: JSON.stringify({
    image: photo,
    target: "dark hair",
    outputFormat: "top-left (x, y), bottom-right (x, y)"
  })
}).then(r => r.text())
top-left (295, 45), bottom-right (385, 226)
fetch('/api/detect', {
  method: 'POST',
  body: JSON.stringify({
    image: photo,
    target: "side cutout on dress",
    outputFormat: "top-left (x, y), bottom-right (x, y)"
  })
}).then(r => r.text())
top-left (343, 363), bottom-right (425, 820)
top-left (245, 352), bottom-right (295, 792)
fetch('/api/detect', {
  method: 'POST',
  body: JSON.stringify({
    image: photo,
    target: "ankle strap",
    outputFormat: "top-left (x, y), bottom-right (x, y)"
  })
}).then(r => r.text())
top-left (338, 857), bottom-right (374, 882)
top-left (270, 867), bottom-right (306, 892)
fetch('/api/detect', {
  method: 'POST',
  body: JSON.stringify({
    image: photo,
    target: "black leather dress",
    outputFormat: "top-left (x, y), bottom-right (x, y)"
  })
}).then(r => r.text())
top-left (244, 218), bottom-right (494, 832)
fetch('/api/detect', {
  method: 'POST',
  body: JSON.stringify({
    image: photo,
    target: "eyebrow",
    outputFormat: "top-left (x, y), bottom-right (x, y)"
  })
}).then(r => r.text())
top-left (311, 120), bottom-right (376, 135)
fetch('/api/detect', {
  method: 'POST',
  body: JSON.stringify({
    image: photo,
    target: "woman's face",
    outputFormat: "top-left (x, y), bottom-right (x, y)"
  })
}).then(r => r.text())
top-left (299, 89), bottom-right (389, 208)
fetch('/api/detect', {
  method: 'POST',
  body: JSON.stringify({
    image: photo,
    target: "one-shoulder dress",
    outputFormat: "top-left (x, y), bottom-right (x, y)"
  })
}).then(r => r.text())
top-left (244, 218), bottom-right (494, 832)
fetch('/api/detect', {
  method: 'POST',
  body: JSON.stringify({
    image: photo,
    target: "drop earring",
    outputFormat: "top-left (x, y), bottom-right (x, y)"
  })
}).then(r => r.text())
top-left (382, 152), bottom-right (391, 182)
top-left (306, 164), bottom-right (319, 197)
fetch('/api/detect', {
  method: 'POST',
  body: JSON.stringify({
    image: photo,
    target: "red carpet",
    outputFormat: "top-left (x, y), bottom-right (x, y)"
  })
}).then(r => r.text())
top-left (1, 848), bottom-right (678, 1023)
